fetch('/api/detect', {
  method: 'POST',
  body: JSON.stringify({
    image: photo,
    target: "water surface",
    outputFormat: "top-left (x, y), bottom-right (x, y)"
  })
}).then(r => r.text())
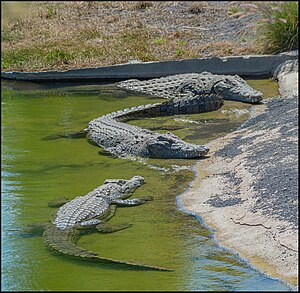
top-left (1, 79), bottom-right (290, 291)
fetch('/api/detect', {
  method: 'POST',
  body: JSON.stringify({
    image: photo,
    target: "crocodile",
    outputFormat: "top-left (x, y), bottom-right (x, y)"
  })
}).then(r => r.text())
top-left (43, 72), bottom-right (262, 159)
top-left (117, 72), bottom-right (263, 104)
top-left (26, 175), bottom-right (173, 271)
top-left (43, 94), bottom-right (222, 158)
top-left (86, 92), bottom-right (222, 159)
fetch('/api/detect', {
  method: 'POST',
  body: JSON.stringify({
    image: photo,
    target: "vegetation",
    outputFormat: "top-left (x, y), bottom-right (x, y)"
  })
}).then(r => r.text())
top-left (231, 1), bottom-right (298, 53)
top-left (1, 1), bottom-right (266, 72)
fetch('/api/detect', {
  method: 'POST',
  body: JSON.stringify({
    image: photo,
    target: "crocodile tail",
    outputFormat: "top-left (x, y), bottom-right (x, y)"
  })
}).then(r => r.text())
top-left (43, 225), bottom-right (173, 272)
top-left (112, 94), bottom-right (223, 122)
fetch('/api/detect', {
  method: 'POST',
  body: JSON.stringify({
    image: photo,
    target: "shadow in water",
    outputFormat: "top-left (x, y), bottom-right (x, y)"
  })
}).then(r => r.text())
top-left (48, 249), bottom-right (174, 273)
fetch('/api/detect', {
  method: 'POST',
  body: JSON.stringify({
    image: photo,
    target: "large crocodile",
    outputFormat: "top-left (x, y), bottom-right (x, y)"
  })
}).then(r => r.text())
top-left (26, 175), bottom-right (173, 271)
top-left (117, 72), bottom-right (263, 104)
top-left (86, 92), bottom-right (222, 159)
top-left (43, 72), bottom-right (262, 159)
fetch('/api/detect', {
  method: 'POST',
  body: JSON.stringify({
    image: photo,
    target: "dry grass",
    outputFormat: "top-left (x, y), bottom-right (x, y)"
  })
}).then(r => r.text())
top-left (1, 1), bottom-right (258, 72)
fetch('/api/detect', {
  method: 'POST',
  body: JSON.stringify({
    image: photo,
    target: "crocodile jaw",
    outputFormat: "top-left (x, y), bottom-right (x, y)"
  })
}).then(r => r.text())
top-left (214, 75), bottom-right (263, 104)
top-left (146, 133), bottom-right (209, 159)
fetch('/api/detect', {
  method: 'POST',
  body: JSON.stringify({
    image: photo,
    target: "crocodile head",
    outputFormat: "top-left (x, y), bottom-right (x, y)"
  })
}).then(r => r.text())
top-left (103, 176), bottom-right (145, 199)
top-left (146, 132), bottom-right (209, 159)
top-left (212, 75), bottom-right (263, 103)
top-left (104, 176), bottom-right (144, 189)
top-left (119, 175), bottom-right (145, 198)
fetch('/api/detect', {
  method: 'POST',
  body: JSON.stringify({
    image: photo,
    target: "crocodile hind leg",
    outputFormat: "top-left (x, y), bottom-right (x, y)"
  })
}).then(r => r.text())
top-left (96, 222), bottom-right (133, 233)
top-left (15, 222), bottom-right (48, 237)
top-left (41, 129), bottom-right (88, 140)
top-left (48, 197), bottom-right (70, 207)
top-left (43, 225), bottom-right (96, 258)
top-left (78, 205), bottom-right (133, 233)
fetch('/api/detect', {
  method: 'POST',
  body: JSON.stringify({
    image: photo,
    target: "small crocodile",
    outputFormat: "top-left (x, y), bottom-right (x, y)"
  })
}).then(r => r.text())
top-left (26, 176), bottom-right (173, 271)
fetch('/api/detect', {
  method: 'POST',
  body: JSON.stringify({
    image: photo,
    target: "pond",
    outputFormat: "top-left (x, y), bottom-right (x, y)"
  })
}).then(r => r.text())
top-left (1, 78), bottom-right (290, 291)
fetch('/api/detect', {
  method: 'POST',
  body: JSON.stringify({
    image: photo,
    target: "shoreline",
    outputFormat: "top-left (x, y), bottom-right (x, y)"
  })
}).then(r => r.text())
top-left (176, 170), bottom-right (297, 291)
top-left (179, 60), bottom-right (298, 288)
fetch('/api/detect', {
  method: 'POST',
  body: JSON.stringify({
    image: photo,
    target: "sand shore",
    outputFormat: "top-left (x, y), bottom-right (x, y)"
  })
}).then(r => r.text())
top-left (181, 60), bottom-right (298, 288)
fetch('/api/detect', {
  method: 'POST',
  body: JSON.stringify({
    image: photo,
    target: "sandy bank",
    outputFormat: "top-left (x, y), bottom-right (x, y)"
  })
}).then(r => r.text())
top-left (181, 60), bottom-right (298, 288)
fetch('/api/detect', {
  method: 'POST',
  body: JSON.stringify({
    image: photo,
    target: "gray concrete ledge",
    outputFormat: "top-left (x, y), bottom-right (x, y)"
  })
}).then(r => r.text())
top-left (273, 59), bottom-right (299, 98)
top-left (1, 52), bottom-right (298, 82)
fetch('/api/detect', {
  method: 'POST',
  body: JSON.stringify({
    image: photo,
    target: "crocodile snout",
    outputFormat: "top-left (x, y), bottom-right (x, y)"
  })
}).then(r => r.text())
top-left (131, 175), bottom-right (145, 184)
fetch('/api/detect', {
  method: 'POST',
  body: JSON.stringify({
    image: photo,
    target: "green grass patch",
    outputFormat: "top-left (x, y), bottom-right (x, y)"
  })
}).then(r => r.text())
top-left (258, 2), bottom-right (298, 53)
top-left (1, 48), bottom-right (32, 69)
top-left (152, 38), bottom-right (166, 45)
top-left (44, 48), bottom-right (75, 65)
top-left (235, 2), bottom-right (298, 53)
top-left (79, 28), bottom-right (102, 41)
top-left (117, 28), bottom-right (157, 61)
top-left (45, 5), bottom-right (57, 18)
top-left (228, 6), bottom-right (242, 16)
top-left (1, 45), bottom-right (76, 70)
top-left (1, 30), bottom-right (23, 42)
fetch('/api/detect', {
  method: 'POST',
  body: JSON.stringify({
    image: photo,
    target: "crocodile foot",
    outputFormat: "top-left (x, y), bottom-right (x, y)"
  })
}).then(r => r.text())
top-left (96, 223), bottom-right (133, 233)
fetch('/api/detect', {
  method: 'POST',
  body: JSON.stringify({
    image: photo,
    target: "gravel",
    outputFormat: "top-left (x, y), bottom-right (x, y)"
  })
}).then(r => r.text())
top-left (215, 96), bottom-right (298, 229)
top-left (204, 171), bottom-right (245, 207)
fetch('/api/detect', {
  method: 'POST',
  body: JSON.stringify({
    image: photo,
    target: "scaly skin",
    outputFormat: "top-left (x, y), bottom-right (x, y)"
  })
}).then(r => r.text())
top-left (40, 176), bottom-right (174, 271)
top-left (43, 91), bottom-right (222, 158)
top-left (87, 103), bottom-right (215, 159)
top-left (118, 72), bottom-right (263, 104)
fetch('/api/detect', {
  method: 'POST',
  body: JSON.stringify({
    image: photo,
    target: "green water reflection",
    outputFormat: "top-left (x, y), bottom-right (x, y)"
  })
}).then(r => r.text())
top-left (2, 79), bottom-right (290, 291)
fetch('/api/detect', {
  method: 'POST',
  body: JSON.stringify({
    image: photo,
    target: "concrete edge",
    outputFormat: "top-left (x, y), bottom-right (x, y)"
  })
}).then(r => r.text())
top-left (1, 52), bottom-right (298, 82)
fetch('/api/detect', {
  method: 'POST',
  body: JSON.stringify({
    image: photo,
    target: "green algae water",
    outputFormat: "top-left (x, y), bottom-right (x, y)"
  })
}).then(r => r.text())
top-left (1, 79), bottom-right (290, 291)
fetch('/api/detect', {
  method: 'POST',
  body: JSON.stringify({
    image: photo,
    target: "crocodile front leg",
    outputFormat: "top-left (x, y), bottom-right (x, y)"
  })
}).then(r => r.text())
top-left (112, 196), bottom-right (153, 207)
top-left (78, 205), bottom-right (118, 228)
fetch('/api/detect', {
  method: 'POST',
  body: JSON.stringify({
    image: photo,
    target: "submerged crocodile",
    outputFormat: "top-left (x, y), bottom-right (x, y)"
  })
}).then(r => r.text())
top-left (26, 175), bottom-right (173, 271)
top-left (43, 72), bottom-right (262, 159)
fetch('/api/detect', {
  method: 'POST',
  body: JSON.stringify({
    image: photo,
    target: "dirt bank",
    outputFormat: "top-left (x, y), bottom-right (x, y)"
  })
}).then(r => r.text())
top-left (181, 60), bottom-right (298, 288)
